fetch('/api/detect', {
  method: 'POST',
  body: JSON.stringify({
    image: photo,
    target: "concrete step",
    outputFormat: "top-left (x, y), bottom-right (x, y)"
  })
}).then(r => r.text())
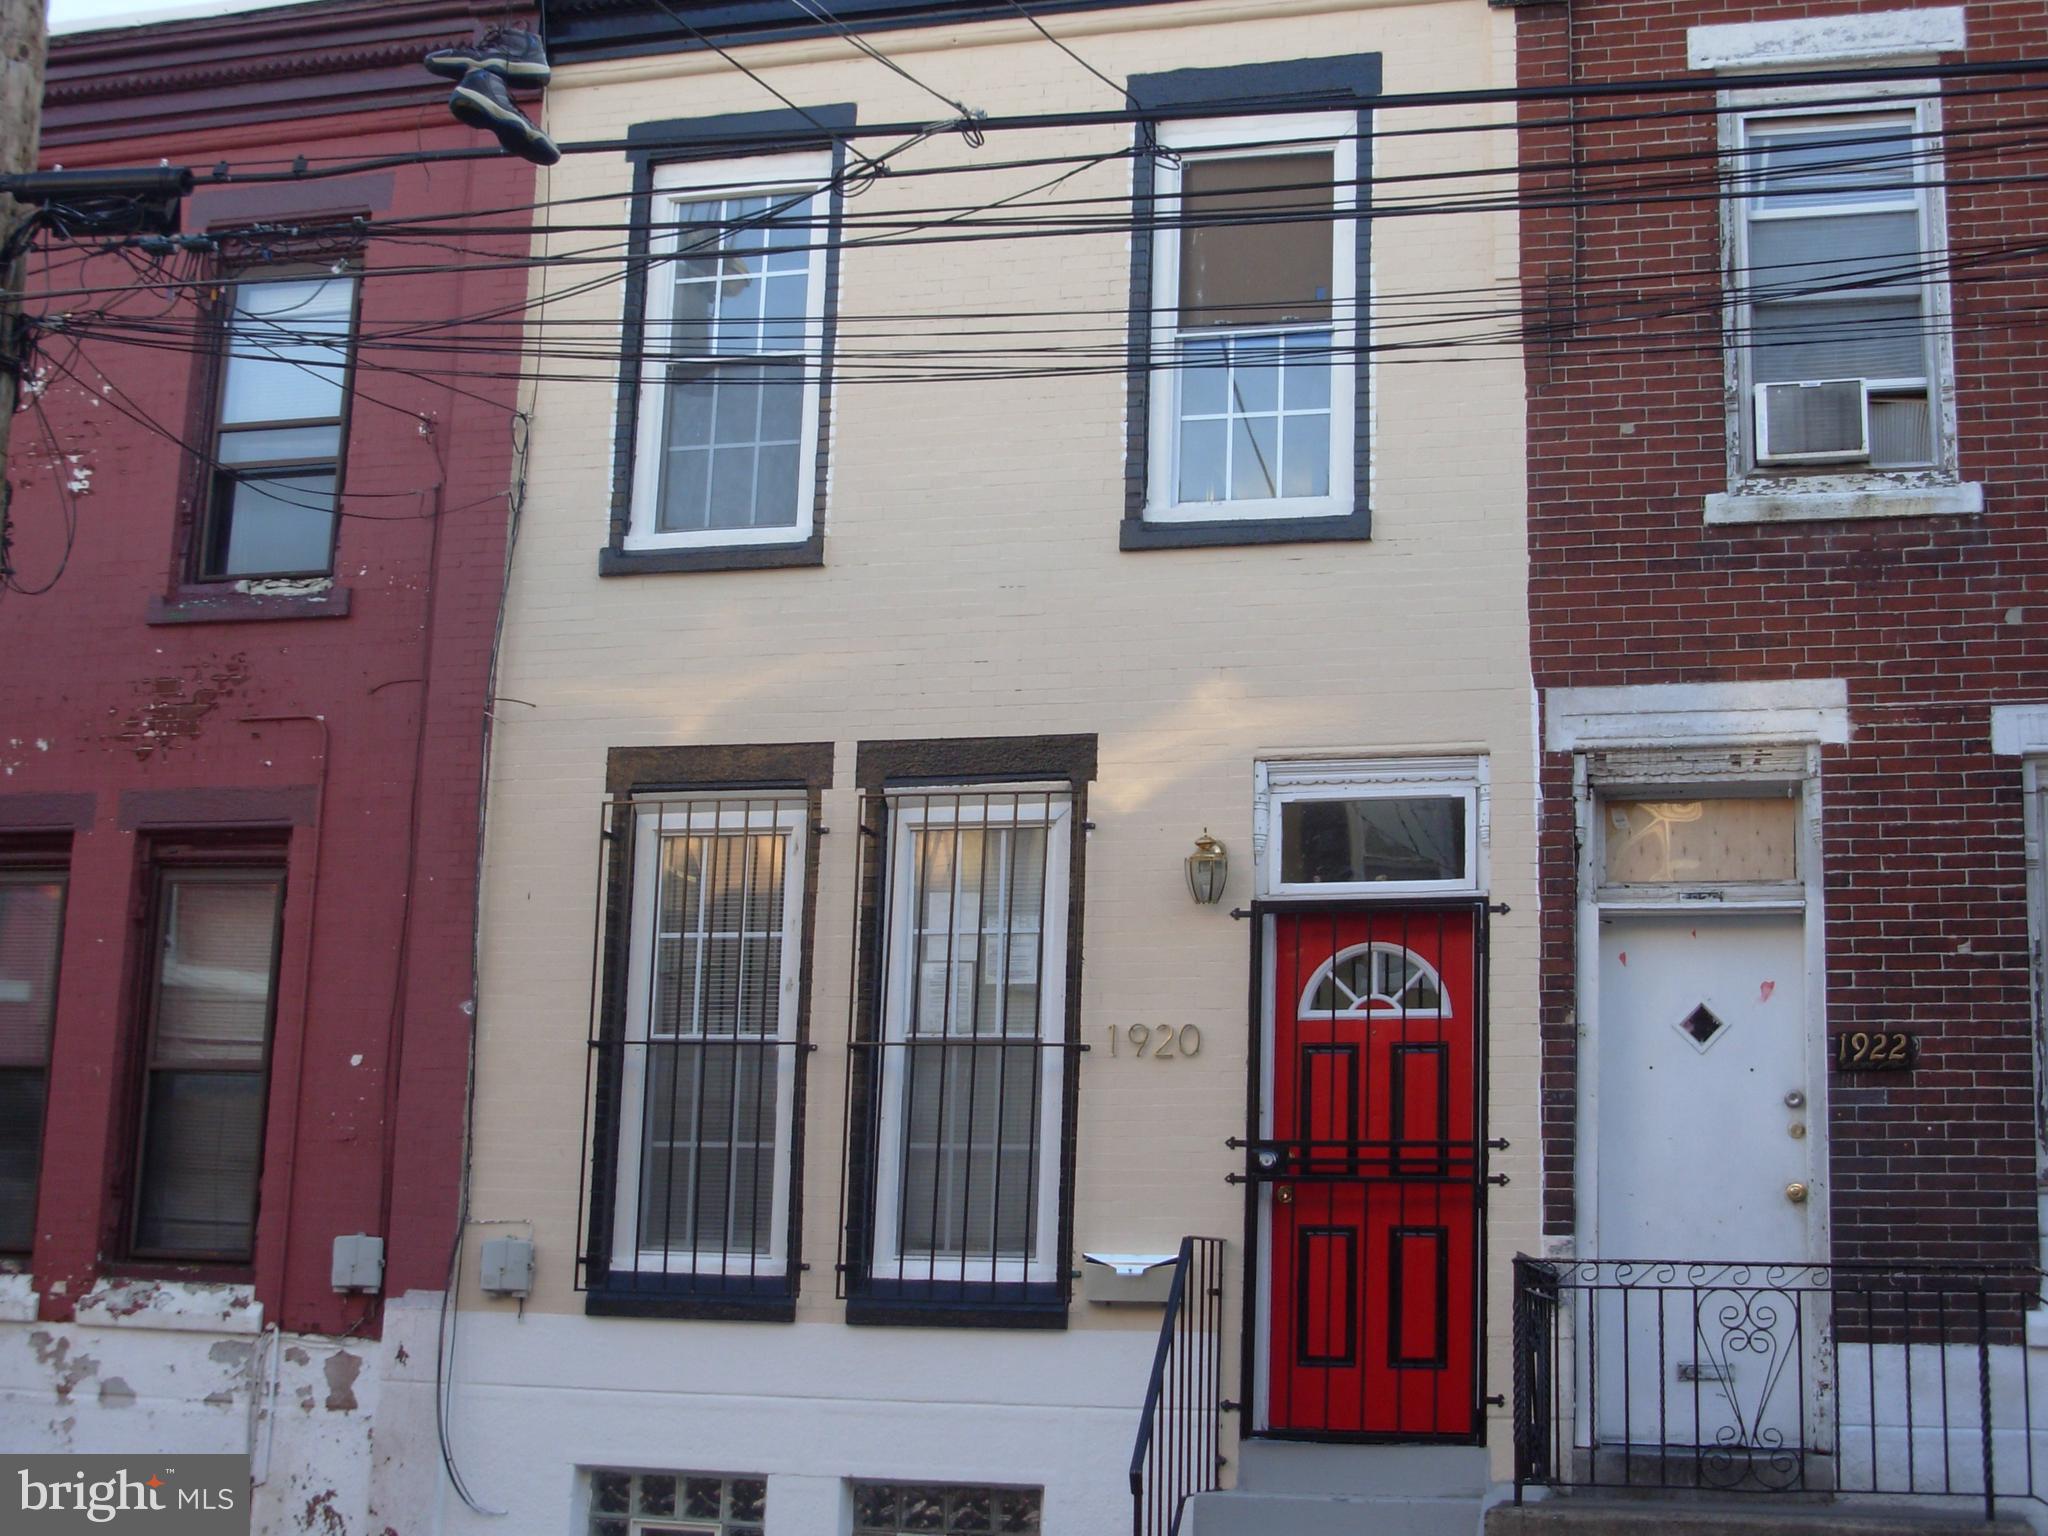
top-left (1486, 1498), bottom-right (2036, 1536)
top-left (1187, 1490), bottom-right (1484, 1536)
top-left (1238, 1441), bottom-right (1494, 1498)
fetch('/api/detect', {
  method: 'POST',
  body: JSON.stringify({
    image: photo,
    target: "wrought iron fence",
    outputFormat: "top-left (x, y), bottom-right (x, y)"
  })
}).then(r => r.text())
top-left (1130, 1237), bottom-right (1227, 1536)
top-left (1512, 1256), bottom-right (2048, 1520)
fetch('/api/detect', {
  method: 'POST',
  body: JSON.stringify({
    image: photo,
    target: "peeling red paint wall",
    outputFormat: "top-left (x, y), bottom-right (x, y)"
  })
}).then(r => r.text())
top-left (0, 31), bottom-right (532, 1335)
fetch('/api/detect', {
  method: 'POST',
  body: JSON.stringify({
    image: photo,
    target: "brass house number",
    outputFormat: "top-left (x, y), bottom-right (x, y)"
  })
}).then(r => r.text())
top-left (1834, 1030), bottom-right (1919, 1071)
top-left (1107, 1023), bottom-right (1202, 1060)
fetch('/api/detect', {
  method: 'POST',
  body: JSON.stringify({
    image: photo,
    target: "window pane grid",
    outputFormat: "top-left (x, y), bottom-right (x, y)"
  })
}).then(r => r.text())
top-left (647, 189), bottom-right (817, 537)
top-left (1176, 332), bottom-right (1333, 503)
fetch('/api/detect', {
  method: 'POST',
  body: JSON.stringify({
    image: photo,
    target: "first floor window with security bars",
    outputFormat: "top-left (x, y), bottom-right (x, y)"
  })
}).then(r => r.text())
top-left (602, 796), bottom-right (806, 1289)
top-left (854, 787), bottom-right (1073, 1296)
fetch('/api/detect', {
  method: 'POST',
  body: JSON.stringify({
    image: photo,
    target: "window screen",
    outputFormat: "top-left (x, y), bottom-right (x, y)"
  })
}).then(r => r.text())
top-left (1178, 153), bottom-right (1334, 329)
top-left (131, 867), bottom-right (284, 1260)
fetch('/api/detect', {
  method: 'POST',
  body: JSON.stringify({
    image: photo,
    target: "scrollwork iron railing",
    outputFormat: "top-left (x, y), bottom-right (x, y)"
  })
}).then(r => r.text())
top-left (1511, 1256), bottom-right (2048, 1520)
top-left (1130, 1237), bottom-right (1226, 1536)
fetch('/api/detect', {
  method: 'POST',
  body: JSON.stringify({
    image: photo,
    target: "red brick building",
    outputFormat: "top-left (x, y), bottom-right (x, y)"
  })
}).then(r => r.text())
top-left (0, 2), bottom-right (532, 1524)
top-left (1509, 0), bottom-right (2048, 1510)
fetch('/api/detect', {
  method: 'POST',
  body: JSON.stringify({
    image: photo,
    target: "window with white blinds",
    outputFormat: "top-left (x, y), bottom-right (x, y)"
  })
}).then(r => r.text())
top-left (608, 798), bottom-right (806, 1279)
top-left (0, 870), bottom-right (65, 1254)
top-left (868, 790), bottom-right (1072, 1284)
top-left (1732, 103), bottom-right (1947, 471)
top-left (131, 865), bottom-right (285, 1261)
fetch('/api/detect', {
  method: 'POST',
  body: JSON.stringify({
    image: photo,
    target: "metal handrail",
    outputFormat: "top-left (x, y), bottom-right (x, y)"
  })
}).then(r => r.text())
top-left (1129, 1236), bottom-right (1226, 1536)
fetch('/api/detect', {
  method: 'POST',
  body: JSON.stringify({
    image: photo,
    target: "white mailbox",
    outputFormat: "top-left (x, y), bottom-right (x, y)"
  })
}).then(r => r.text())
top-left (1080, 1252), bottom-right (1180, 1306)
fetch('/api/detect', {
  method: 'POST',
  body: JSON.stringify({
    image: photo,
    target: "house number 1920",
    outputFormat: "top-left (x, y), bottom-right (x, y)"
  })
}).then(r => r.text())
top-left (1107, 1023), bottom-right (1202, 1060)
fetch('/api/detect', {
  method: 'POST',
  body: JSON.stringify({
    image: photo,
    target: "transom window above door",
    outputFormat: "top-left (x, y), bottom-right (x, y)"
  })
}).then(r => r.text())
top-left (1258, 757), bottom-right (1487, 898)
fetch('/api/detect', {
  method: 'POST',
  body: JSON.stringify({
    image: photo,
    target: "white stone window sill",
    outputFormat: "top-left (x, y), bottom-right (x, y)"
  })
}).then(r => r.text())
top-left (75, 1277), bottom-right (265, 1334)
top-left (1705, 482), bottom-right (1984, 526)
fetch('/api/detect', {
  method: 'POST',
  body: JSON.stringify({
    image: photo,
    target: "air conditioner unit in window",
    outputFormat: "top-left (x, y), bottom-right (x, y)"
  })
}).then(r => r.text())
top-left (1754, 379), bottom-right (1870, 465)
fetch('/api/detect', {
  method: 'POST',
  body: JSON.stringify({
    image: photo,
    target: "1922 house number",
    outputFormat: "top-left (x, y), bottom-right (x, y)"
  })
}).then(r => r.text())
top-left (1107, 1023), bottom-right (1202, 1060)
top-left (1835, 1030), bottom-right (1918, 1070)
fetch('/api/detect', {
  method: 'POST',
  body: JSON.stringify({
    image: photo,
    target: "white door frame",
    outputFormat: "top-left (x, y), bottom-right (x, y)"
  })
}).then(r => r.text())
top-left (1569, 743), bottom-right (1832, 1270)
top-left (1566, 741), bottom-right (1834, 1459)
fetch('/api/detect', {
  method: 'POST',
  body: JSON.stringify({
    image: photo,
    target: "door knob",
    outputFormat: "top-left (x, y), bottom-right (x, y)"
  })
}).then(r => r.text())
top-left (1276, 1185), bottom-right (1294, 1205)
top-left (1785, 1182), bottom-right (1809, 1205)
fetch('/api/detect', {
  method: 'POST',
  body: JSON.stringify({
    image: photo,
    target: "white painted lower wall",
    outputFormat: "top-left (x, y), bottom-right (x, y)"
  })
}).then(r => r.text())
top-left (0, 1279), bottom-right (443, 1536)
top-left (435, 1310), bottom-right (1160, 1536)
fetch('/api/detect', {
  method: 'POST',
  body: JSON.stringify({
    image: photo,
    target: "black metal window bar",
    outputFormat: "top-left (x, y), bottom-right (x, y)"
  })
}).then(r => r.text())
top-left (1130, 1236), bottom-right (1227, 1536)
top-left (839, 786), bottom-right (1082, 1313)
top-left (578, 795), bottom-right (810, 1302)
top-left (1512, 1257), bottom-right (2048, 1519)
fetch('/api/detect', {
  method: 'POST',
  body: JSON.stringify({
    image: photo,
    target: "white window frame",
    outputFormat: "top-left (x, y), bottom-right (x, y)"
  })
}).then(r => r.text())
top-left (1255, 756), bottom-right (1488, 899)
top-left (626, 151), bottom-right (831, 553)
top-left (608, 797), bottom-right (806, 1278)
top-left (1144, 112), bottom-right (1359, 524)
top-left (1721, 85), bottom-right (1959, 489)
top-left (867, 791), bottom-right (1072, 1285)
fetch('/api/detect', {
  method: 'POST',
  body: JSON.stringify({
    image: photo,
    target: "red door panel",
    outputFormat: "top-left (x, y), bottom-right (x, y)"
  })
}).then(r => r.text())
top-left (1266, 909), bottom-right (1480, 1438)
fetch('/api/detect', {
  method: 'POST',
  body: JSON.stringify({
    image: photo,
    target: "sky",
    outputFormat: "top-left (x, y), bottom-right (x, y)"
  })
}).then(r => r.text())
top-left (47, 0), bottom-right (318, 35)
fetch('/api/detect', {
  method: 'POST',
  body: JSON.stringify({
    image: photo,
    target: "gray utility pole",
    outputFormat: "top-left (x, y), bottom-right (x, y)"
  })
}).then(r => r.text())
top-left (0, 0), bottom-right (46, 499)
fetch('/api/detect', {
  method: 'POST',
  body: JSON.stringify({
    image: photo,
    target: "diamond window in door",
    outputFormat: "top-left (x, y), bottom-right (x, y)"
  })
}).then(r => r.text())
top-left (1300, 942), bottom-right (1448, 1019)
top-left (1675, 1001), bottom-right (1730, 1052)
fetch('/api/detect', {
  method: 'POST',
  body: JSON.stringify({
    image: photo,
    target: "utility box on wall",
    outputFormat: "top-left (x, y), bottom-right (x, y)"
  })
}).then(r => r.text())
top-left (331, 1233), bottom-right (385, 1293)
top-left (1080, 1253), bottom-right (1178, 1305)
top-left (480, 1236), bottom-right (535, 1297)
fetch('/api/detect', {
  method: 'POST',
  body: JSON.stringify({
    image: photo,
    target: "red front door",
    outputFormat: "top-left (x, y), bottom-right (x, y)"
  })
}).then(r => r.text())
top-left (1265, 908), bottom-right (1480, 1438)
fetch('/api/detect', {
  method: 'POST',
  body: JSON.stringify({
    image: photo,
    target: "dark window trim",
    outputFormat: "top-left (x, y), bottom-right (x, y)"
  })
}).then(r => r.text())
top-left (121, 847), bottom-right (289, 1267)
top-left (580, 742), bottom-right (833, 1318)
top-left (838, 735), bottom-right (1095, 1328)
top-left (1122, 55), bottom-right (1381, 551)
top-left (180, 261), bottom-right (363, 587)
top-left (0, 861), bottom-right (68, 1256)
top-left (603, 105), bottom-right (855, 578)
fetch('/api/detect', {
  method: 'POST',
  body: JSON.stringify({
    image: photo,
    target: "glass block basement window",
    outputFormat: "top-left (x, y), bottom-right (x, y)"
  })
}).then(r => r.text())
top-left (587, 1470), bottom-right (764, 1535)
top-left (851, 1482), bottom-right (1042, 1534)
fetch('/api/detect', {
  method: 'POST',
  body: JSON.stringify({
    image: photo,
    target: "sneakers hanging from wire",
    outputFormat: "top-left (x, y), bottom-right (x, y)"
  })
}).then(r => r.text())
top-left (449, 67), bottom-right (561, 166)
top-left (425, 25), bottom-right (553, 90)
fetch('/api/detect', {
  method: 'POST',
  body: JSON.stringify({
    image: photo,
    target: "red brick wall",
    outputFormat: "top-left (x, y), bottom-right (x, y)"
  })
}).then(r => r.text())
top-left (1518, 0), bottom-right (2048, 1262)
top-left (0, 105), bottom-right (533, 1334)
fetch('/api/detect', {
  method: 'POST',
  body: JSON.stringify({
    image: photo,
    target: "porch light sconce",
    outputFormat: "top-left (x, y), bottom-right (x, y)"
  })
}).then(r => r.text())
top-left (1185, 831), bottom-right (1229, 905)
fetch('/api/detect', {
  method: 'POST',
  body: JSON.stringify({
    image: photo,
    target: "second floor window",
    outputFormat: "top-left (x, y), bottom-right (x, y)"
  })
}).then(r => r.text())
top-left (1145, 114), bottom-right (1358, 522)
top-left (202, 274), bottom-right (355, 580)
top-left (628, 153), bottom-right (830, 552)
top-left (1731, 103), bottom-right (1949, 476)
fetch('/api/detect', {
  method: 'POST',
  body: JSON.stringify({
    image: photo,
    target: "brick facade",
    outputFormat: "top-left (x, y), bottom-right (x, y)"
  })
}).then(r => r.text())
top-left (1517, 0), bottom-right (2048, 1262)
